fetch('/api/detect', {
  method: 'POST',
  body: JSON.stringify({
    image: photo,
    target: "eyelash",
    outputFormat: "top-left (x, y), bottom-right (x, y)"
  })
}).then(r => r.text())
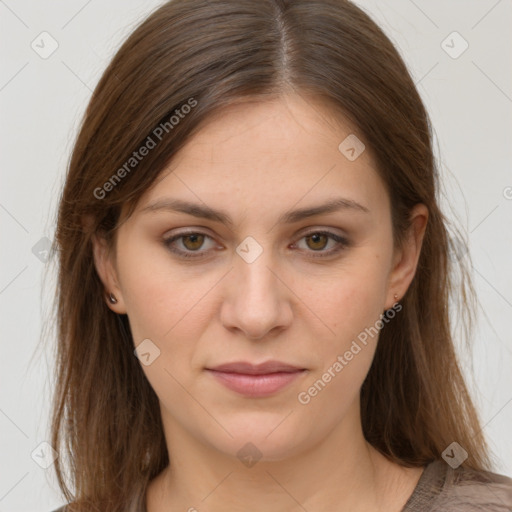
top-left (162, 229), bottom-right (350, 260)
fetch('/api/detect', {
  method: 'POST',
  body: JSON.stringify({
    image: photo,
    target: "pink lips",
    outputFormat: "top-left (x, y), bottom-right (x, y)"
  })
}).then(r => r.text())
top-left (206, 361), bottom-right (306, 397)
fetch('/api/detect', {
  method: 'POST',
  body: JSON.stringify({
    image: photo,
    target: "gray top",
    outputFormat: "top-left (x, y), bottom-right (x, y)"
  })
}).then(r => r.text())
top-left (52, 459), bottom-right (512, 511)
top-left (401, 459), bottom-right (512, 511)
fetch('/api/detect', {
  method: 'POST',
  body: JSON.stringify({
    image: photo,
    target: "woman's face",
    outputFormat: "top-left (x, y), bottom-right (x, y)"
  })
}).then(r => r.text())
top-left (94, 94), bottom-right (426, 462)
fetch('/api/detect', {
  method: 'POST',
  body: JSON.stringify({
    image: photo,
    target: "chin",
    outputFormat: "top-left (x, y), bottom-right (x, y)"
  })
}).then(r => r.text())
top-left (203, 414), bottom-right (309, 464)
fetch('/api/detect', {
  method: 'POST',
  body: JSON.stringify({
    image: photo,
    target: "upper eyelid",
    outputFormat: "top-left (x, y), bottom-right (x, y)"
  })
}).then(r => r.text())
top-left (164, 225), bottom-right (347, 236)
top-left (164, 227), bottom-right (346, 243)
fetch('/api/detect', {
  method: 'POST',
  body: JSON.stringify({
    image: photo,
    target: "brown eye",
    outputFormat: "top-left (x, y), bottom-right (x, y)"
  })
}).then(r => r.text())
top-left (181, 233), bottom-right (205, 250)
top-left (305, 233), bottom-right (329, 251)
top-left (163, 231), bottom-right (216, 259)
top-left (294, 230), bottom-right (350, 258)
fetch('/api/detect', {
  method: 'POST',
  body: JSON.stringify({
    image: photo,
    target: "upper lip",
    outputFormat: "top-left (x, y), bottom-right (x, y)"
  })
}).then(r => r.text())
top-left (207, 361), bottom-right (304, 375)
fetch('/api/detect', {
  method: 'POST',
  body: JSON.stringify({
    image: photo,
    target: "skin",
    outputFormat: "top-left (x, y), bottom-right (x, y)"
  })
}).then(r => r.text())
top-left (93, 93), bottom-right (428, 511)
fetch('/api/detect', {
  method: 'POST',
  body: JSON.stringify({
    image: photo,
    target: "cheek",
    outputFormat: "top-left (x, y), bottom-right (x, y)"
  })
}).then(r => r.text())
top-left (303, 257), bottom-right (388, 336)
top-left (117, 247), bottom-right (222, 405)
top-left (295, 257), bottom-right (388, 409)
top-left (118, 257), bottom-right (208, 415)
top-left (295, 271), bottom-right (386, 418)
top-left (116, 242), bottom-right (208, 340)
top-left (296, 343), bottom-right (374, 434)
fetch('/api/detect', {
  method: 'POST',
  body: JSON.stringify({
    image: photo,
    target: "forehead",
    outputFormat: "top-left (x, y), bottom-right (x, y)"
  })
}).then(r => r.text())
top-left (134, 94), bottom-right (389, 222)
top-left (173, 94), bottom-right (363, 165)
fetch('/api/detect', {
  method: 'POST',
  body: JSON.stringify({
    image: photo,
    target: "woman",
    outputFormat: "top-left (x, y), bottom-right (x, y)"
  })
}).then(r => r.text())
top-left (49, 0), bottom-right (512, 511)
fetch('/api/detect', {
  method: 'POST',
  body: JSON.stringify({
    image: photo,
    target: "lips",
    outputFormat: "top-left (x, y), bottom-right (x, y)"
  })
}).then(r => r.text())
top-left (205, 360), bottom-right (306, 397)
top-left (208, 360), bottom-right (304, 375)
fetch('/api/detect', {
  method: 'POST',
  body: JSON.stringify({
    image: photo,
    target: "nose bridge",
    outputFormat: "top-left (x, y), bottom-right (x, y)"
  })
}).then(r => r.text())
top-left (235, 237), bottom-right (281, 307)
top-left (238, 253), bottom-right (276, 299)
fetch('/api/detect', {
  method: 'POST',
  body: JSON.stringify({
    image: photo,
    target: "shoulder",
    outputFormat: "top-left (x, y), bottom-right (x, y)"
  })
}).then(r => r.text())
top-left (48, 496), bottom-right (143, 512)
top-left (415, 459), bottom-right (512, 511)
top-left (440, 461), bottom-right (512, 511)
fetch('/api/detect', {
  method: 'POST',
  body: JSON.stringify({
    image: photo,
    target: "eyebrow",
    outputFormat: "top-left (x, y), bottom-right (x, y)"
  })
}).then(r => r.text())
top-left (140, 196), bottom-right (370, 227)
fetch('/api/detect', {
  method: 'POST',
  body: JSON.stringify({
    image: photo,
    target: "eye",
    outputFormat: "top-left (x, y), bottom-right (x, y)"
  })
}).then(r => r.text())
top-left (163, 231), bottom-right (217, 259)
top-left (163, 229), bottom-right (350, 260)
top-left (293, 230), bottom-right (350, 258)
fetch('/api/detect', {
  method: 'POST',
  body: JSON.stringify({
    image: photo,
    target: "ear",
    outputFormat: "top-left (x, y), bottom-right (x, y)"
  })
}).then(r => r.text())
top-left (91, 232), bottom-right (127, 314)
top-left (384, 203), bottom-right (428, 310)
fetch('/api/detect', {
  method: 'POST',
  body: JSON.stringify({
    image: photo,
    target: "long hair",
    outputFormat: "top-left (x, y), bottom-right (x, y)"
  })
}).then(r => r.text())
top-left (49, 0), bottom-right (492, 509)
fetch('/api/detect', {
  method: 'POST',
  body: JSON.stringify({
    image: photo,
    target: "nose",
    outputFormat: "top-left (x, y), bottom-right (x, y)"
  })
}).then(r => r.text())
top-left (219, 247), bottom-right (293, 341)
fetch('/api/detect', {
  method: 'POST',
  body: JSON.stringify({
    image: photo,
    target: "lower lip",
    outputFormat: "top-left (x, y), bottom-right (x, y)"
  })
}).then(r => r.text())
top-left (206, 370), bottom-right (305, 397)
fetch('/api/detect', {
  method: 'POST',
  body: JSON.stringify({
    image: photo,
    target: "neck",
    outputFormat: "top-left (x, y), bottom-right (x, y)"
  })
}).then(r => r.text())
top-left (147, 400), bottom-right (421, 512)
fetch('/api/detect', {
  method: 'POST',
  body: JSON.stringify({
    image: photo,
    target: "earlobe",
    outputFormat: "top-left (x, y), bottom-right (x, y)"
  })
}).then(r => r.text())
top-left (91, 233), bottom-right (127, 313)
top-left (108, 292), bottom-right (118, 304)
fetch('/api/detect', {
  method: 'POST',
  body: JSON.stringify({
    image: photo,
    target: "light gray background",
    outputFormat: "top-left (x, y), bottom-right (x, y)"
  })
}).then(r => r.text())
top-left (1, 1), bottom-right (511, 510)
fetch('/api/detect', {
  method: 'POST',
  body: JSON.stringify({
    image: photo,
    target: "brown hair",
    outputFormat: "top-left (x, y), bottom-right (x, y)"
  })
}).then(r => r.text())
top-left (49, 0), bottom-right (493, 509)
